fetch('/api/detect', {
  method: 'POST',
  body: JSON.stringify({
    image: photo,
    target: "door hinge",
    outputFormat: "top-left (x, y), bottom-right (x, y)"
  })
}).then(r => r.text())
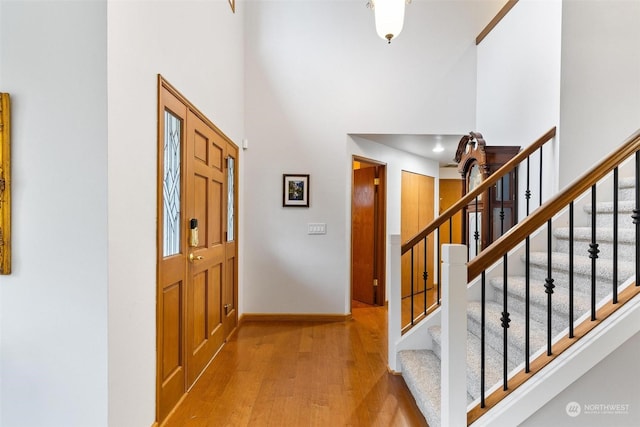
top-left (374, 178), bottom-right (380, 186)
top-left (373, 279), bottom-right (379, 287)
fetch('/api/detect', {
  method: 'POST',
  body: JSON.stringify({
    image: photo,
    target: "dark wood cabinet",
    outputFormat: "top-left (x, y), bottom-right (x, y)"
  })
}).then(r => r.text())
top-left (455, 132), bottom-right (520, 257)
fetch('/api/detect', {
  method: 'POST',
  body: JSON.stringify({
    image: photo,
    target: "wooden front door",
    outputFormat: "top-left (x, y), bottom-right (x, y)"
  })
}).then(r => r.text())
top-left (157, 77), bottom-right (238, 423)
top-left (184, 112), bottom-right (226, 387)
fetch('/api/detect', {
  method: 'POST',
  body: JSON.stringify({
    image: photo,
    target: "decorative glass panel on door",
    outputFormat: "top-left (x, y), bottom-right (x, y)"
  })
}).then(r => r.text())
top-left (227, 156), bottom-right (235, 242)
top-left (163, 110), bottom-right (181, 257)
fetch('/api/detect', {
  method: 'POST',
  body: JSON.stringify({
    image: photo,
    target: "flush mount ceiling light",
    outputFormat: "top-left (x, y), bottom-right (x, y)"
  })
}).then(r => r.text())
top-left (368, 0), bottom-right (411, 44)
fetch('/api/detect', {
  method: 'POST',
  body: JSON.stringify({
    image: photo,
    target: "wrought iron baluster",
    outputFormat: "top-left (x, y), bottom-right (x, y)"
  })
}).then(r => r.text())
top-left (539, 145), bottom-right (543, 207)
top-left (481, 271), bottom-right (486, 408)
top-left (500, 176), bottom-right (505, 235)
top-left (589, 185), bottom-right (599, 321)
top-left (545, 219), bottom-right (555, 356)
top-left (436, 229), bottom-right (441, 305)
top-left (423, 236), bottom-right (428, 315)
top-left (410, 247), bottom-right (414, 325)
top-left (525, 234), bottom-right (530, 373)
top-left (474, 196), bottom-right (480, 256)
top-left (613, 167), bottom-right (619, 304)
top-left (526, 156), bottom-right (531, 215)
top-left (501, 254), bottom-right (510, 390)
top-left (525, 155), bottom-right (531, 373)
top-left (569, 202), bottom-right (575, 339)
top-left (635, 151), bottom-right (640, 287)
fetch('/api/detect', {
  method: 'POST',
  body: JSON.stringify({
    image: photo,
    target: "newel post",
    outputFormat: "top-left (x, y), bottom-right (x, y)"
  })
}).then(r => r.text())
top-left (441, 244), bottom-right (468, 426)
top-left (388, 234), bottom-right (401, 371)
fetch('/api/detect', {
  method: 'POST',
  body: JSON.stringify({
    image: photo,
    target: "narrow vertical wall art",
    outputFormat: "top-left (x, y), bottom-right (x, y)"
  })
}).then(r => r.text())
top-left (0, 93), bottom-right (11, 274)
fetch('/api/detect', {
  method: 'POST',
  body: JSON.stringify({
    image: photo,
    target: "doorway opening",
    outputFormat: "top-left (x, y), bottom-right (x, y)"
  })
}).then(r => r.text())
top-left (351, 156), bottom-right (386, 309)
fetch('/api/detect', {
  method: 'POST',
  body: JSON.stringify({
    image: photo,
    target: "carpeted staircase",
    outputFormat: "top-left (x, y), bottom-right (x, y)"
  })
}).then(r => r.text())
top-left (398, 177), bottom-right (637, 427)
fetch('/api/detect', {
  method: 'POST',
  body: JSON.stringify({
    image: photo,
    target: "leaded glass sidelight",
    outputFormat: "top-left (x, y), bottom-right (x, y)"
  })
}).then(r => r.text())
top-left (227, 156), bottom-right (235, 242)
top-left (163, 111), bottom-right (181, 257)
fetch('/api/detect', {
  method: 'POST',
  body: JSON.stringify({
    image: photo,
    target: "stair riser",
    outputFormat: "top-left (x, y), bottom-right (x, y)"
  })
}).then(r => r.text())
top-left (555, 238), bottom-right (637, 263)
top-left (591, 211), bottom-right (638, 228)
top-left (493, 288), bottom-right (575, 336)
top-left (529, 264), bottom-right (633, 297)
top-left (467, 313), bottom-right (544, 367)
top-left (618, 187), bottom-right (636, 201)
top-left (428, 327), bottom-right (515, 403)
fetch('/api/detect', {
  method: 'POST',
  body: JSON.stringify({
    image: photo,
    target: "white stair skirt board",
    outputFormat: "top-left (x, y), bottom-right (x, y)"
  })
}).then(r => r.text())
top-left (398, 175), bottom-right (639, 427)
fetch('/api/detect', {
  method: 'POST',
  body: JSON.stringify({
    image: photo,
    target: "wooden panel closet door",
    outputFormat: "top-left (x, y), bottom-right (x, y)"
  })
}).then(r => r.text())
top-left (400, 171), bottom-right (434, 299)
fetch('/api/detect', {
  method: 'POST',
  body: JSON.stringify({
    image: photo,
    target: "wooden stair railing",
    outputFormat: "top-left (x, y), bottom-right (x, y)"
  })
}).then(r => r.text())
top-left (469, 128), bottom-right (640, 280)
top-left (467, 128), bottom-right (640, 424)
top-left (401, 127), bottom-right (557, 252)
top-left (399, 127), bottom-right (557, 333)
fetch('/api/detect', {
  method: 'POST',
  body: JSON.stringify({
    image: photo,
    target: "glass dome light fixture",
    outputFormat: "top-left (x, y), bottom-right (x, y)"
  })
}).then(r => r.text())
top-left (370, 0), bottom-right (410, 44)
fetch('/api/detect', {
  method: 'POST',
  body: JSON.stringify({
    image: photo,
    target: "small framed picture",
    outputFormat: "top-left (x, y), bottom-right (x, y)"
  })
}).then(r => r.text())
top-left (283, 174), bottom-right (310, 207)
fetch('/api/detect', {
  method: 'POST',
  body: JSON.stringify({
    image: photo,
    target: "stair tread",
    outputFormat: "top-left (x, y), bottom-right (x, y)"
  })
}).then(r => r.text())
top-left (618, 176), bottom-right (636, 188)
top-left (585, 200), bottom-right (636, 213)
top-left (489, 275), bottom-right (593, 316)
top-left (398, 348), bottom-right (474, 427)
top-left (528, 251), bottom-right (635, 281)
top-left (429, 325), bottom-right (516, 401)
top-left (468, 301), bottom-right (548, 359)
top-left (554, 226), bottom-right (637, 243)
top-left (397, 349), bottom-right (442, 427)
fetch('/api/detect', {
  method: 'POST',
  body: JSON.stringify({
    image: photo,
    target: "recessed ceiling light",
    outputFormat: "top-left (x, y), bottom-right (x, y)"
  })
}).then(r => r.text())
top-left (433, 144), bottom-right (444, 153)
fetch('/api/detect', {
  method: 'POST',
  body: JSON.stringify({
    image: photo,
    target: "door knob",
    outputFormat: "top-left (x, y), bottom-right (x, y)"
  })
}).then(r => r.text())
top-left (189, 253), bottom-right (204, 262)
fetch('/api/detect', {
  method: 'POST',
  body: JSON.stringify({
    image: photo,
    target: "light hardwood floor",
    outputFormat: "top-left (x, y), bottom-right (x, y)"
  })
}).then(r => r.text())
top-left (163, 303), bottom-right (428, 426)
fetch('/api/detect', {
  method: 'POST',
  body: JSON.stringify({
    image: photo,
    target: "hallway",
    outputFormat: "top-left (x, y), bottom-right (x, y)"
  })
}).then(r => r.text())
top-left (163, 304), bottom-right (428, 426)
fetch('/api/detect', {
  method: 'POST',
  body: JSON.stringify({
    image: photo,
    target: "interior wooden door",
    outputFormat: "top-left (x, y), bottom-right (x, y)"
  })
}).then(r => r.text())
top-left (184, 111), bottom-right (226, 388)
top-left (352, 166), bottom-right (376, 305)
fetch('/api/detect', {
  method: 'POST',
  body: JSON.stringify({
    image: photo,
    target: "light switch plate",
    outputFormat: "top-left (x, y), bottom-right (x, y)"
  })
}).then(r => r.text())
top-left (308, 223), bottom-right (327, 235)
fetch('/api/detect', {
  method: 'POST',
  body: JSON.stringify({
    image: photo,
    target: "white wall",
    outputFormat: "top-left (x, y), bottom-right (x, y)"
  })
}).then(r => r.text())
top-left (440, 167), bottom-right (463, 180)
top-left (107, 1), bottom-right (244, 425)
top-left (521, 332), bottom-right (640, 427)
top-left (242, 0), bottom-right (504, 315)
top-left (476, 0), bottom-right (563, 213)
top-left (0, 1), bottom-right (108, 426)
top-left (558, 0), bottom-right (640, 187)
